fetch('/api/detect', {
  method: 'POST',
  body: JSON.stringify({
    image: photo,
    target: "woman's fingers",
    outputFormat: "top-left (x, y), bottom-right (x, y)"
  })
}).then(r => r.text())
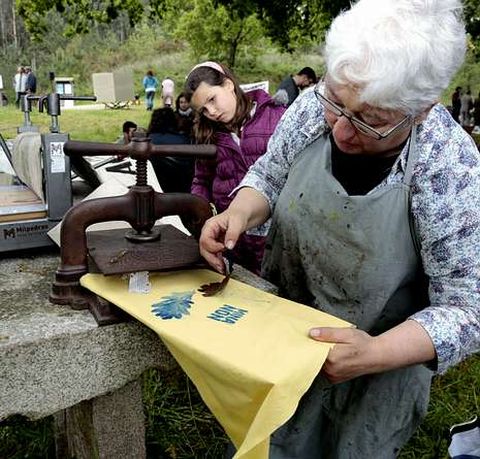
top-left (199, 214), bottom-right (233, 272)
top-left (199, 219), bottom-right (226, 272)
top-left (199, 210), bottom-right (248, 272)
top-left (223, 213), bottom-right (246, 250)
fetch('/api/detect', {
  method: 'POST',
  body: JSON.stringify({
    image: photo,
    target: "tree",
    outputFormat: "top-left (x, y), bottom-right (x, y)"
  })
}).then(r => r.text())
top-left (170, 0), bottom-right (263, 68)
top-left (464, 0), bottom-right (480, 46)
top-left (214, 0), bottom-right (350, 50)
top-left (17, 0), bottom-right (265, 68)
top-left (16, 0), bottom-right (144, 39)
top-left (16, 0), bottom-right (349, 50)
top-left (18, 0), bottom-right (480, 53)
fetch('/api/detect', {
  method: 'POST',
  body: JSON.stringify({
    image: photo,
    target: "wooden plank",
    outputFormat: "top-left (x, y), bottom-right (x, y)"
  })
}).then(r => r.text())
top-left (0, 185), bottom-right (46, 222)
top-left (0, 185), bottom-right (43, 207)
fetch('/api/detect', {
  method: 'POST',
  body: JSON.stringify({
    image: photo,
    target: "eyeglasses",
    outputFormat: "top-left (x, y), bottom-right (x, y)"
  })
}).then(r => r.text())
top-left (314, 83), bottom-right (412, 140)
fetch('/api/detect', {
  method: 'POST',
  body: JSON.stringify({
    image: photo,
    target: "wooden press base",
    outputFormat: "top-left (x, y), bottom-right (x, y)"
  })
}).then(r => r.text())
top-left (86, 224), bottom-right (204, 275)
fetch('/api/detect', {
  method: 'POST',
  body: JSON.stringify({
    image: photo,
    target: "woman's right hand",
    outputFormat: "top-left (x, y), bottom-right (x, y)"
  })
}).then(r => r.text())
top-left (199, 187), bottom-right (271, 272)
top-left (199, 209), bottom-right (248, 273)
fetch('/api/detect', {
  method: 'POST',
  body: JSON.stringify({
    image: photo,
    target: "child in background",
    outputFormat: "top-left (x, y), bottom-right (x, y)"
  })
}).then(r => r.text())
top-left (175, 92), bottom-right (194, 137)
top-left (184, 61), bottom-right (286, 274)
top-left (161, 77), bottom-right (175, 107)
top-left (143, 70), bottom-right (159, 111)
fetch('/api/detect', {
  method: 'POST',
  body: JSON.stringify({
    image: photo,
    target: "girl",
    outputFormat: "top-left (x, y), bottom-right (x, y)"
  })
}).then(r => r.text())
top-left (174, 92), bottom-right (194, 137)
top-left (185, 61), bottom-right (285, 274)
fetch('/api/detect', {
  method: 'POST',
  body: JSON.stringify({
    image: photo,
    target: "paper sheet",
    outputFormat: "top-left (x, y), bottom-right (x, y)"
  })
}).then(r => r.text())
top-left (81, 269), bottom-right (351, 458)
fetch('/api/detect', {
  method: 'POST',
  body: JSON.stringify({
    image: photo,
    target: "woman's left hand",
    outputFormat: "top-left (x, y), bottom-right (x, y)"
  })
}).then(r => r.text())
top-left (309, 327), bottom-right (383, 384)
top-left (310, 320), bottom-right (436, 384)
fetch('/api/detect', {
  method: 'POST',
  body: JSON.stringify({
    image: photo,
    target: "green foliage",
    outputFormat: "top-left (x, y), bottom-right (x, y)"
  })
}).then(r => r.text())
top-left (16, 0), bottom-right (144, 39)
top-left (215, 0), bottom-right (349, 51)
top-left (442, 46), bottom-right (480, 107)
top-left (143, 367), bottom-right (228, 458)
top-left (15, 0), bottom-right (349, 53)
top-left (170, 0), bottom-right (264, 68)
top-left (0, 415), bottom-right (54, 458)
top-left (0, 104), bottom-right (152, 141)
top-left (15, 0), bottom-right (480, 56)
top-left (464, 0), bottom-right (480, 42)
top-left (399, 355), bottom-right (480, 458)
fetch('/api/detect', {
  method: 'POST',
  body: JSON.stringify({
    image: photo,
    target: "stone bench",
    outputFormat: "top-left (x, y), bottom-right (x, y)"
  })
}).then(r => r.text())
top-left (0, 248), bottom-right (276, 458)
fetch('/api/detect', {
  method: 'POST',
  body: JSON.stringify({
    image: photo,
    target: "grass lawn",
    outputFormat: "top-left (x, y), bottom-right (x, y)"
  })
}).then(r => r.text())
top-left (0, 103), bottom-right (153, 142)
top-left (0, 104), bottom-right (478, 458)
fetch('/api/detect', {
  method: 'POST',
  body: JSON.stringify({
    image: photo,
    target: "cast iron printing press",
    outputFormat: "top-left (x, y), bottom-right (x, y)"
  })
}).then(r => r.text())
top-left (50, 136), bottom-right (216, 325)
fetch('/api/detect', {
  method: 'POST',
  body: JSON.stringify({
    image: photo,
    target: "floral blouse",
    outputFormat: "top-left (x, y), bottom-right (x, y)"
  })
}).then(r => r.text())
top-left (238, 88), bottom-right (480, 374)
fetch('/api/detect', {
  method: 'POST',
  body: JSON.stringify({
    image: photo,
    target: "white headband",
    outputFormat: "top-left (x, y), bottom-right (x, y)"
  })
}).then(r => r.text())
top-left (187, 61), bottom-right (225, 79)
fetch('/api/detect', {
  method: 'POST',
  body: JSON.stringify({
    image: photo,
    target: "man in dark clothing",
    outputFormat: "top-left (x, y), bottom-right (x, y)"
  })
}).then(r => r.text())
top-left (451, 86), bottom-right (462, 123)
top-left (25, 67), bottom-right (37, 94)
top-left (147, 107), bottom-right (194, 193)
top-left (273, 67), bottom-right (316, 106)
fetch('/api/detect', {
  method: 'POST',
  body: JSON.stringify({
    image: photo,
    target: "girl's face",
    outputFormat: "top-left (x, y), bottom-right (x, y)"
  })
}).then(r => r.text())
top-left (190, 79), bottom-right (237, 124)
top-left (178, 96), bottom-right (190, 112)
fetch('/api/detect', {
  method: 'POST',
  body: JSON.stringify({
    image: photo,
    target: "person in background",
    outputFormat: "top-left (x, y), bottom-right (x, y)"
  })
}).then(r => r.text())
top-left (273, 66), bottom-right (316, 106)
top-left (147, 107), bottom-right (194, 193)
top-left (199, 0), bottom-right (479, 457)
top-left (123, 120), bottom-right (137, 144)
top-left (13, 66), bottom-right (26, 108)
top-left (451, 86), bottom-right (462, 123)
top-left (142, 70), bottom-right (159, 111)
top-left (473, 91), bottom-right (480, 130)
top-left (24, 67), bottom-right (37, 95)
top-left (174, 92), bottom-right (194, 137)
top-left (460, 88), bottom-right (474, 126)
top-left (161, 76), bottom-right (175, 107)
top-left (184, 61), bottom-right (286, 274)
top-left (116, 121), bottom-right (137, 144)
top-left (113, 121), bottom-right (138, 161)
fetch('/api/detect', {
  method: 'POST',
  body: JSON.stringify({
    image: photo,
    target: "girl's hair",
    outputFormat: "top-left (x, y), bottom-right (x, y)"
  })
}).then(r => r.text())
top-left (184, 63), bottom-right (252, 144)
top-left (325, 0), bottom-right (466, 115)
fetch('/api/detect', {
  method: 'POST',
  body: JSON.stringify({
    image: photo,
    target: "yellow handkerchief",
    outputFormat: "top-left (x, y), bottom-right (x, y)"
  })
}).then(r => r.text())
top-left (81, 270), bottom-right (351, 458)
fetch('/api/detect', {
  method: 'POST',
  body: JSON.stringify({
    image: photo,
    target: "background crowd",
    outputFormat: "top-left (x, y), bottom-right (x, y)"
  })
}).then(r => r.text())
top-left (451, 85), bottom-right (480, 132)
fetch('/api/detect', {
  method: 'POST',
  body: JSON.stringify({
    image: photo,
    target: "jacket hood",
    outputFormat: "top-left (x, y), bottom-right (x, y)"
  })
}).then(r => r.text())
top-left (245, 89), bottom-right (276, 109)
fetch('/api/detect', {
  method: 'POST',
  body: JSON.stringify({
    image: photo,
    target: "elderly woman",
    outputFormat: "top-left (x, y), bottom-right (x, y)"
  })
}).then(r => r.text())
top-left (199, 0), bottom-right (480, 456)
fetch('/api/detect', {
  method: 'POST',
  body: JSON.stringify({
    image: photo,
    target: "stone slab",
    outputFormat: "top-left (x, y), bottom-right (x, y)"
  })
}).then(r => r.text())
top-left (0, 249), bottom-right (175, 420)
top-left (0, 247), bottom-right (277, 421)
top-left (54, 379), bottom-right (146, 459)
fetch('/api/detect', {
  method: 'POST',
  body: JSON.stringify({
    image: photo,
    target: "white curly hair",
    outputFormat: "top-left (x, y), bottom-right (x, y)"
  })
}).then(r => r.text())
top-left (324, 0), bottom-right (466, 115)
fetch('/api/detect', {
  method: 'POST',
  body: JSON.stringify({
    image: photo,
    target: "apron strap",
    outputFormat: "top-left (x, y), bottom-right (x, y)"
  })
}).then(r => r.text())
top-left (403, 124), bottom-right (419, 186)
top-left (403, 123), bottom-right (422, 256)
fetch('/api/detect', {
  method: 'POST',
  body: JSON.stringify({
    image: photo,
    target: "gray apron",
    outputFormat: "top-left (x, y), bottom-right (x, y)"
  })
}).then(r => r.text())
top-left (261, 127), bottom-right (432, 458)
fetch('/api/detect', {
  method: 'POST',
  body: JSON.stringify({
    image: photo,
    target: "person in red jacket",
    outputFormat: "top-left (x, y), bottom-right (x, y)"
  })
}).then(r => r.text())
top-left (185, 61), bottom-right (286, 274)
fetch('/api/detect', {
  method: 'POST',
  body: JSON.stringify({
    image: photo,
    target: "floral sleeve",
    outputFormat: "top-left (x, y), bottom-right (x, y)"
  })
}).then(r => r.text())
top-left (408, 106), bottom-right (480, 373)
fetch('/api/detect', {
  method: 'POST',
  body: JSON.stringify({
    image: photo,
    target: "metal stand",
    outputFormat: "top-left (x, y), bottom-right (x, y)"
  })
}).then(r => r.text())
top-left (18, 95), bottom-right (39, 133)
top-left (38, 93), bottom-right (100, 201)
top-left (0, 93), bottom-right (97, 252)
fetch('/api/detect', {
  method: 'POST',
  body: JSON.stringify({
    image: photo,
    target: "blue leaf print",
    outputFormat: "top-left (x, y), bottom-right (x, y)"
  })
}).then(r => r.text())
top-left (152, 291), bottom-right (195, 320)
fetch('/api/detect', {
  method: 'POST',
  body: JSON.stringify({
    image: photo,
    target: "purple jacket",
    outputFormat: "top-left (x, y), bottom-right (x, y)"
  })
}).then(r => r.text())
top-left (191, 89), bottom-right (286, 273)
